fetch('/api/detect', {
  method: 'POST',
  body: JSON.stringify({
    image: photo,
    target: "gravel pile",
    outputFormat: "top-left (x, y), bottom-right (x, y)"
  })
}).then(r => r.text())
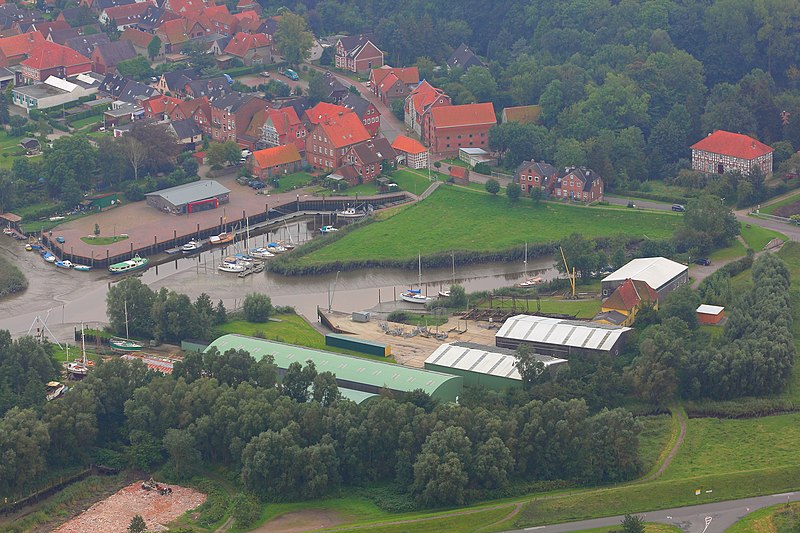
top-left (54, 481), bottom-right (206, 533)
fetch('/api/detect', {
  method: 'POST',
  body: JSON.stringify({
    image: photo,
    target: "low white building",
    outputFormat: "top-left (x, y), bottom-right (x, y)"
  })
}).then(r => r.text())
top-left (12, 74), bottom-right (101, 114)
top-left (601, 257), bottom-right (689, 299)
top-left (459, 147), bottom-right (495, 167)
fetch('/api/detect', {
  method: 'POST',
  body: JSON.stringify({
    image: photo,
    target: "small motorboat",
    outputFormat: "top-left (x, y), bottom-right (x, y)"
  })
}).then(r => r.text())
top-left (210, 232), bottom-right (234, 246)
top-left (108, 255), bottom-right (148, 274)
top-left (182, 240), bottom-right (203, 253)
top-left (319, 226), bottom-right (338, 234)
top-left (45, 381), bottom-right (66, 401)
top-left (219, 262), bottom-right (247, 273)
top-left (2, 227), bottom-right (12, 235)
top-left (337, 207), bottom-right (366, 219)
top-left (73, 264), bottom-right (92, 271)
top-left (224, 256), bottom-right (252, 268)
top-left (515, 276), bottom-right (543, 288)
top-left (42, 252), bottom-right (56, 263)
top-left (30, 244), bottom-right (42, 251)
top-left (55, 260), bottom-right (74, 269)
top-left (250, 248), bottom-right (275, 259)
top-left (400, 289), bottom-right (431, 304)
top-left (67, 360), bottom-right (89, 377)
top-left (25, 244), bottom-right (32, 251)
top-left (110, 338), bottom-right (143, 352)
top-left (438, 289), bottom-right (451, 298)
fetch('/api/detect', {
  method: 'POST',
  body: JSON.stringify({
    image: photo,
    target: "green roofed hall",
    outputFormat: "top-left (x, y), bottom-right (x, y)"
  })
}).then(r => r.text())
top-left (206, 334), bottom-right (463, 402)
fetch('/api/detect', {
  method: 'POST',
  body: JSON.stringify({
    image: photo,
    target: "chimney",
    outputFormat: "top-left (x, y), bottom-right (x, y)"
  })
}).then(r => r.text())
top-left (751, 141), bottom-right (756, 149)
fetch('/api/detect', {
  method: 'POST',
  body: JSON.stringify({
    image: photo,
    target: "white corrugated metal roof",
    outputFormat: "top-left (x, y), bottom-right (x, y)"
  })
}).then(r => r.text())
top-left (697, 304), bottom-right (724, 315)
top-left (495, 315), bottom-right (630, 352)
top-left (44, 76), bottom-right (78, 92)
top-left (145, 179), bottom-right (230, 207)
top-left (601, 257), bottom-right (687, 290)
top-left (425, 342), bottom-right (567, 380)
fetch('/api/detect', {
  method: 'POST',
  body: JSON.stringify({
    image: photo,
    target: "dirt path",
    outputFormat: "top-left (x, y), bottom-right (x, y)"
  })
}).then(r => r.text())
top-left (477, 503), bottom-right (523, 532)
top-left (252, 509), bottom-right (345, 533)
top-left (641, 405), bottom-right (688, 483)
top-left (214, 515), bottom-right (234, 533)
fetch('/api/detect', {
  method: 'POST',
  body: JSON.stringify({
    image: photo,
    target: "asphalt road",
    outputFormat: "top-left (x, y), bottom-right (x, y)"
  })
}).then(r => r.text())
top-left (508, 491), bottom-right (800, 532)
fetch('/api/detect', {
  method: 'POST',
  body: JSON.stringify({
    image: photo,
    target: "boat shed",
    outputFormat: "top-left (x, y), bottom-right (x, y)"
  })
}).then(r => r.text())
top-left (424, 342), bottom-right (567, 390)
top-left (495, 315), bottom-right (632, 358)
top-left (205, 334), bottom-right (463, 402)
top-left (601, 257), bottom-right (688, 299)
top-left (145, 179), bottom-right (230, 215)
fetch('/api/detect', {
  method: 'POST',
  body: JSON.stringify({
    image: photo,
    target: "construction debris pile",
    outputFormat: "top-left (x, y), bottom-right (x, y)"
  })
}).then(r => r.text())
top-left (53, 480), bottom-right (206, 533)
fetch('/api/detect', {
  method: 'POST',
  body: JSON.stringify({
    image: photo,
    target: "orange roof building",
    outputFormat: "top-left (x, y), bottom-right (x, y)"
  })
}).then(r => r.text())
top-left (425, 102), bottom-right (496, 154)
top-left (691, 130), bottom-right (774, 176)
top-left (250, 144), bottom-right (303, 180)
top-left (223, 32), bottom-right (271, 65)
top-left (595, 278), bottom-right (659, 327)
top-left (392, 134), bottom-right (428, 169)
top-left (305, 102), bottom-right (352, 125)
top-left (404, 80), bottom-right (451, 137)
top-left (306, 110), bottom-right (371, 171)
top-left (20, 41), bottom-right (91, 83)
top-left (0, 31), bottom-right (45, 67)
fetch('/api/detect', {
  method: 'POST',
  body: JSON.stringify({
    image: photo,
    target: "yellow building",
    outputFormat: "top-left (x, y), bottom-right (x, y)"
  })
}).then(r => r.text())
top-left (594, 278), bottom-right (658, 327)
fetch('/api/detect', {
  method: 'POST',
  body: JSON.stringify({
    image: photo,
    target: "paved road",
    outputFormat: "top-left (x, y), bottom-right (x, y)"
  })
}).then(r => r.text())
top-left (508, 491), bottom-right (800, 533)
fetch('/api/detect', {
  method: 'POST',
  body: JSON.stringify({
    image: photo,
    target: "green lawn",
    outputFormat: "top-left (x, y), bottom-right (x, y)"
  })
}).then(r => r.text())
top-left (213, 314), bottom-right (392, 361)
top-left (479, 297), bottom-right (601, 319)
top-left (69, 114), bottom-right (103, 130)
top-left (80, 235), bottom-right (129, 245)
top-left (272, 172), bottom-right (316, 193)
top-left (392, 169), bottom-right (438, 195)
top-left (637, 415), bottom-right (674, 476)
top-left (761, 190), bottom-right (800, 215)
top-left (709, 240), bottom-right (745, 261)
top-left (0, 131), bottom-right (29, 169)
top-left (727, 502), bottom-right (800, 533)
top-left (442, 158), bottom-right (470, 168)
top-left (298, 187), bottom-right (682, 266)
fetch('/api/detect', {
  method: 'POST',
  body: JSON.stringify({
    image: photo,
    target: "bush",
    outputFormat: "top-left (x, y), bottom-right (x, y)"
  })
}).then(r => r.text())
top-left (243, 293), bottom-right (273, 322)
top-left (387, 310), bottom-right (409, 323)
top-left (485, 178), bottom-right (500, 195)
top-left (231, 493), bottom-right (261, 528)
top-left (474, 162), bottom-right (492, 174)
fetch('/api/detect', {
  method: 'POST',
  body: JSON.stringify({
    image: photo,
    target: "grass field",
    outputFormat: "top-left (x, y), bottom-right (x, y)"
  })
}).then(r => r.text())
top-left (80, 235), bottom-right (129, 245)
top-left (213, 314), bottom-right (392, 361)
top-left (727, 502), bottom-right (800, 533)
top-left (761, 191), bottom-right (800, 215)
top-left (298, 187), bottom-right (681, 266)
top-left (478, 296), bottom-right (602, 319)
top-left (740, 223), bottom-right (786, 250)
top-left (272, 172), bottom-right (316, 193)
top-left (637, 415), bottom-right (674, 476)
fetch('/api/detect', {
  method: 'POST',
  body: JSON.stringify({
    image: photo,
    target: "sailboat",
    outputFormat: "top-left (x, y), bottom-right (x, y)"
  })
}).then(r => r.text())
top-left (515, 242), bottom-right (542, 288)
top-left (110, 300), bottom-right (144, 352)
top-left (67, 324), bottom-right (91, 378)
top-left (401, 254), bottom-right (431, 304)
top-left (439, 252), bottom-right (456, 298)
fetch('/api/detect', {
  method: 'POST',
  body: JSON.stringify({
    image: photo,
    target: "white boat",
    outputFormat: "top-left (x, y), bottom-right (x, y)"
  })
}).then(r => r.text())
top-left (73, 264), bottom-right (92, 271)
top-left (337, 207), bottom-right (366, 219)
top-left (266, 242), bottom-right (286, 253)
top-left (223, 256), bottom-right (252, 268)
top-left (42, 252), bottom-right (56, 263)
top-left (515, 242), bottom-right (542, 288)
top-left (108, 254), bottom-right (148, 274)
top-left (2, 227), bottom-right (12, 235)
top-left (401, 254), bottom-right (431, 304)
top-left (250, 247), bottom-right (275, 259)
top-left (219, 262), bottom-right (247, 273)
top-left (182, 240), bottom-right (203, 253)
top-left (210, 232), bottom-right (234, 246)
top-left (439, 251), bottom-right (456, 298)
top-left (320, 225), bottom-right (338, 234)
top-left (67, 324), bottom-right (91, 378)
top-left (45, 381), bottom-right (66, 401)
top-left (55, 260), bottom-right (74, 269)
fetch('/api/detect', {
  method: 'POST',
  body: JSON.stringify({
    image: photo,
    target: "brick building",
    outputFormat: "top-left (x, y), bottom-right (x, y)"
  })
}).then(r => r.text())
top-left (424, 102), bottom-right (496, 154)
top-left (404, 80), bottom-right (450, 137)
top-left (552, 166), bottom-right (604, 202)
top-left (691, 130), bottom-right (773, 176)
top-left (306, 111), bottom-right (370, 171)
top-left (335, 34), bottom-right (383, 74)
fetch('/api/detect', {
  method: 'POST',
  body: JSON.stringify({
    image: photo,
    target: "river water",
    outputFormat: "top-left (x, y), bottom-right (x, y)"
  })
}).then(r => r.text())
top-left (0, 223), bottom-right (557, 339)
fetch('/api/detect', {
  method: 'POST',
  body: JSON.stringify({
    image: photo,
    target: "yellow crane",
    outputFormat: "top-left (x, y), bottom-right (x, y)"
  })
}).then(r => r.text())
top-left (560, 246), bottom-right (576, 299)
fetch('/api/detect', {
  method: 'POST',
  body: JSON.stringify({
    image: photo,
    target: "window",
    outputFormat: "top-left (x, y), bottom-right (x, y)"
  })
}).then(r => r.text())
top-left (534, 176), bottom-right (539, 183)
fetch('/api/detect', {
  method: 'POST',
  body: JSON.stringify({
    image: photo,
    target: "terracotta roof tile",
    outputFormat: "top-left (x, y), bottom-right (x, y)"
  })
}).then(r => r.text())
top-left (316, 112), bottom-right (370, 149)
top-left (21, 41), bottom-right (90, 70)
top-left (391, 134), bottom-right (426, 155)
top-left (252, 144), bottom-right (301, 168)
top-left (120, 27), bottom-right (153, 48)
top-left (408, 80), bottom-right (448, 115)
top-left (305, 102), bottom-right (351, 125)
top-left (0, 30), bottom-right (44, 60)
top-left (691, 130), bottom-right (773, 159)
top-left (430, 102), bottom-right (496, 128)
top-left (223, 31), bottom-right (270, 57)
top-left (603, 279), bottom-right (658, 312)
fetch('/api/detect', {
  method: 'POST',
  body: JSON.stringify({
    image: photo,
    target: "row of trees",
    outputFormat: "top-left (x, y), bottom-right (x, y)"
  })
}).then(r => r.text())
top-left (629, 254), bottom-right (795, 403)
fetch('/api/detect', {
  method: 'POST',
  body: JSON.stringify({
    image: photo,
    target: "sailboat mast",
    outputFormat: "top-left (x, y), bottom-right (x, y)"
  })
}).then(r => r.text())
top-left (524, 242), bottom-right (528, 278)
top-left (451, 251), bottom-right (455, 285)
top-left (124, 299), bottom-right (129, 339)
top-left (81, 323), bottom-right (86, 364)
top-left (418, 253), bottom-right (422, 287)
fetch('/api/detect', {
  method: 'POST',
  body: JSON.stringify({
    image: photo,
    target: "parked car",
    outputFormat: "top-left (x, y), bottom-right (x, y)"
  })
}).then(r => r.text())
top-left (236, 176), bottom-right (250, 185)
top-left (281, 68), bottom-right (299, 81)
top-left (672, 204), bottom-right (686, 212)
top-left (260, 71), bottom-right (270, 78)
top-left (150, 76), bottom-right (159, 83)
top-left (251, 181), bottom-right (266, 190)
top-left (55, 236), bottom-right (65, 243)
top-left (695, 258), bottom-right (711, 266)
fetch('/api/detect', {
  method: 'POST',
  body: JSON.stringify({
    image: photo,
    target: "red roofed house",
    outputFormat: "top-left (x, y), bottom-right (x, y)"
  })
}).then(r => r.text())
top-left (99, 2), bottom-right (149, 30)
top-left (142, 94), bottom-right (183, 120)
top-left (304, 101), bottom-right (351, 126)
top-left (342, 137), bottom-right (396, 184)
top-left (156, 17), bottom-right (207, 54)
top-left (234, 9), bottom-right (261, 32)
top-left (250, 144), bottom-right (302, 180)
top-left (251, 107), bottom-right (306, 153)
top-left (515, 160), bottom-right (557, 196)
top-left (341, 93), bottom-right (380, 137)
top-left (595, 278), bottom-right (659, 327)
top-left (223, 32), bottom-right (271, 66)
top-left (91, 40), bottom-right (137, 74)
top-left (307, 111), bottom-right (371, 171)
top-left (691, 130), bottom-right (773, 176)
top-left (121, 28), bottom-right (161, 59)
top-left (425, 102), bottom-right (496, 154)
top-left (167, 96), bottom-right (212, 134)
top-left (209, 93), bottom-right (266, 147)
top-left (20, 41), bottom-right (91, 84)
top-left (335, 34), bottom-right (383, 74)
top-left (392, 134), bottom-right (428, 169)
top-left (370, 66), bottom-right (419, 104)
top-left (0, 31), bottom-right (46, 67)
top-left (203, 4), bottom-right (237, 36)
top-left (163, 0), bottom-right (212, 17)
top-left (552, 166), bottom-right (604, 202)
top-left (404, 80), bottom-right (450, 137)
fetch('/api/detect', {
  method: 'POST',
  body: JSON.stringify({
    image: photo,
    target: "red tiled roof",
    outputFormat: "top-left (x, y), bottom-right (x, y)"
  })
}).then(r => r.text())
top-left (253, 144), bottom-right (301, 168)
top-left (268, 107), bottom-right (300, 134)
top-left (103, 2), bottom-right (149, 21)
top-left (144, 94), bottom-right (182, 114)
top-left (691, 130), bottom-right (773, 159)
top-left (603, 279), bottom-right (658, 312)
top-left (450, 166), bottom-right (467, 179)
top-left (305, 102), bottom-right (351, 125)
top-left (316, 112), bottom-right (370, 149)
top-left (156, 18), bottom-right (191, 45)
top-left (21, 41), bottom-right (90, 70)
top-left (430, 102), bottom-right (496, 128)
top-left (223, 31), bottom-right (270, 57)
top-left (392, 134), bottom-right (426, 155)
top-left (234, 10), bottom-right (259, 32)
top-left (409, 80), bottom-right (447, 115)
top-left (166, 0), bottom-right (209, 16)
top-left (0, 31), bottom-right (45, 60)
top-left (120, 27), bottom-right (154, 48)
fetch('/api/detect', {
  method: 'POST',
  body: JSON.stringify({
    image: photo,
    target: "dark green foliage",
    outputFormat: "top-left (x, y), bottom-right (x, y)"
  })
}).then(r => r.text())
top-left (621, 514), bottom-right (645, 533)
top-left (507, 182), bottom-right (522, 201)
top-left (231, 493), bottom-right (261, 528)
top-left (0, 334), bottom-right (60, 416)
top-left (116, 56), bottom-right (153, 81)
top-left (391, 99), bottom-right (405, 120)
top-left (674, 195), bottom-right (740, 255)
top-left (128, 514), bottom-right (146, 533)
top-left (485, 178), bottom-right (500, 195)
top-left (242, 293), bottom-right (273, 323)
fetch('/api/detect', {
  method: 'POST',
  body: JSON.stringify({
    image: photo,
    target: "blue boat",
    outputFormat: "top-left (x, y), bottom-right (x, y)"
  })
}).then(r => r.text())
top-left (42, 252), bottom-right (56, 263)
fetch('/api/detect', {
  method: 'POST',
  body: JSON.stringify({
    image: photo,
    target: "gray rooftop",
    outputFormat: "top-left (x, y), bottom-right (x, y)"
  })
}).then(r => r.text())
top-left (425, 342), bottom-right (567, 381)
top-left (496, 314), bottom-right (631, 352)
top-left (146, 179), bottom-right (230, 207)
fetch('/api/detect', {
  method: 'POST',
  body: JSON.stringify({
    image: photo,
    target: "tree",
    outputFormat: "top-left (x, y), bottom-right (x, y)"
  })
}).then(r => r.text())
top-left (116, 56), bottom-right (153, 81)
top-left (147, 35), bottom-right (161, 61)
top-left (312, 371), bottom-right (340, 406)
top-left (0, 170), bottom-right (15, 213)
top-left (556, 233), bottom-right (600, 281)
top-left (485, 178), bottom-right (500, 194)
top-left (121, 136), bottom-right (147, 181)
top-left (307, 70), bottom-right (330, 105)
top-left (514, 344), bottom-right (545, 389)
top-left (448, 284), bottom-right (468, 308)
top-left (0, 93), bottom-right (10, 125)
top-left (206, 141), bottom-right (241, 168)
top-left (621, 514), bottom-right (645, 533)
top-left (506, 182), bottom-right (521, 202)
top-left (531, 187), bottom-right (543, 203)
top-left (660, 285), bottom-right (700, 329)
top-left (106, 277), bottom-right (155, 338)
top-left (128, 514), bottom-right (147, 533)
top-left (127, 121), bottom-right (181, 173)
top-left (674, 195), bottom-right (739, 254)
top-left (274, 12), bottom-right (314, 67)
top-left (163, 428), bottom-right (200, 477)
top-left (460, 66), bottom-right (497, 102)
top-left (282, 360), bottom-right (317, 403)
top-left (391, 99), bottom-right (405, 121)
top-left (8, 115), bottom-right (27, 137)
top-left (243, 293), bottom-right (272, 323)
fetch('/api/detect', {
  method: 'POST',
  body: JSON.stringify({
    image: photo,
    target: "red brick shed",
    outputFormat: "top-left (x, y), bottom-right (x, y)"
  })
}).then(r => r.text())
top-left (697, 304), bottom-right (725, 325)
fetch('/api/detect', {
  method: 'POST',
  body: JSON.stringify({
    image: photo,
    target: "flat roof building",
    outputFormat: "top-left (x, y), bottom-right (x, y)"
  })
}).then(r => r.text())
top-left (206, 334), bottom-right (463, 403)
top-left (697, 304), bottom-right (725, 325)
top-left (601, 257), bottom-right (688, 299)
top-left (145, 179), bottom-right (230, 215)
top-left (424, 342), bottom-right (567, 390)
top-left (12, 73), bottom-right (102, 114)
top-left (495, 315), bottom-right (632, 357)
